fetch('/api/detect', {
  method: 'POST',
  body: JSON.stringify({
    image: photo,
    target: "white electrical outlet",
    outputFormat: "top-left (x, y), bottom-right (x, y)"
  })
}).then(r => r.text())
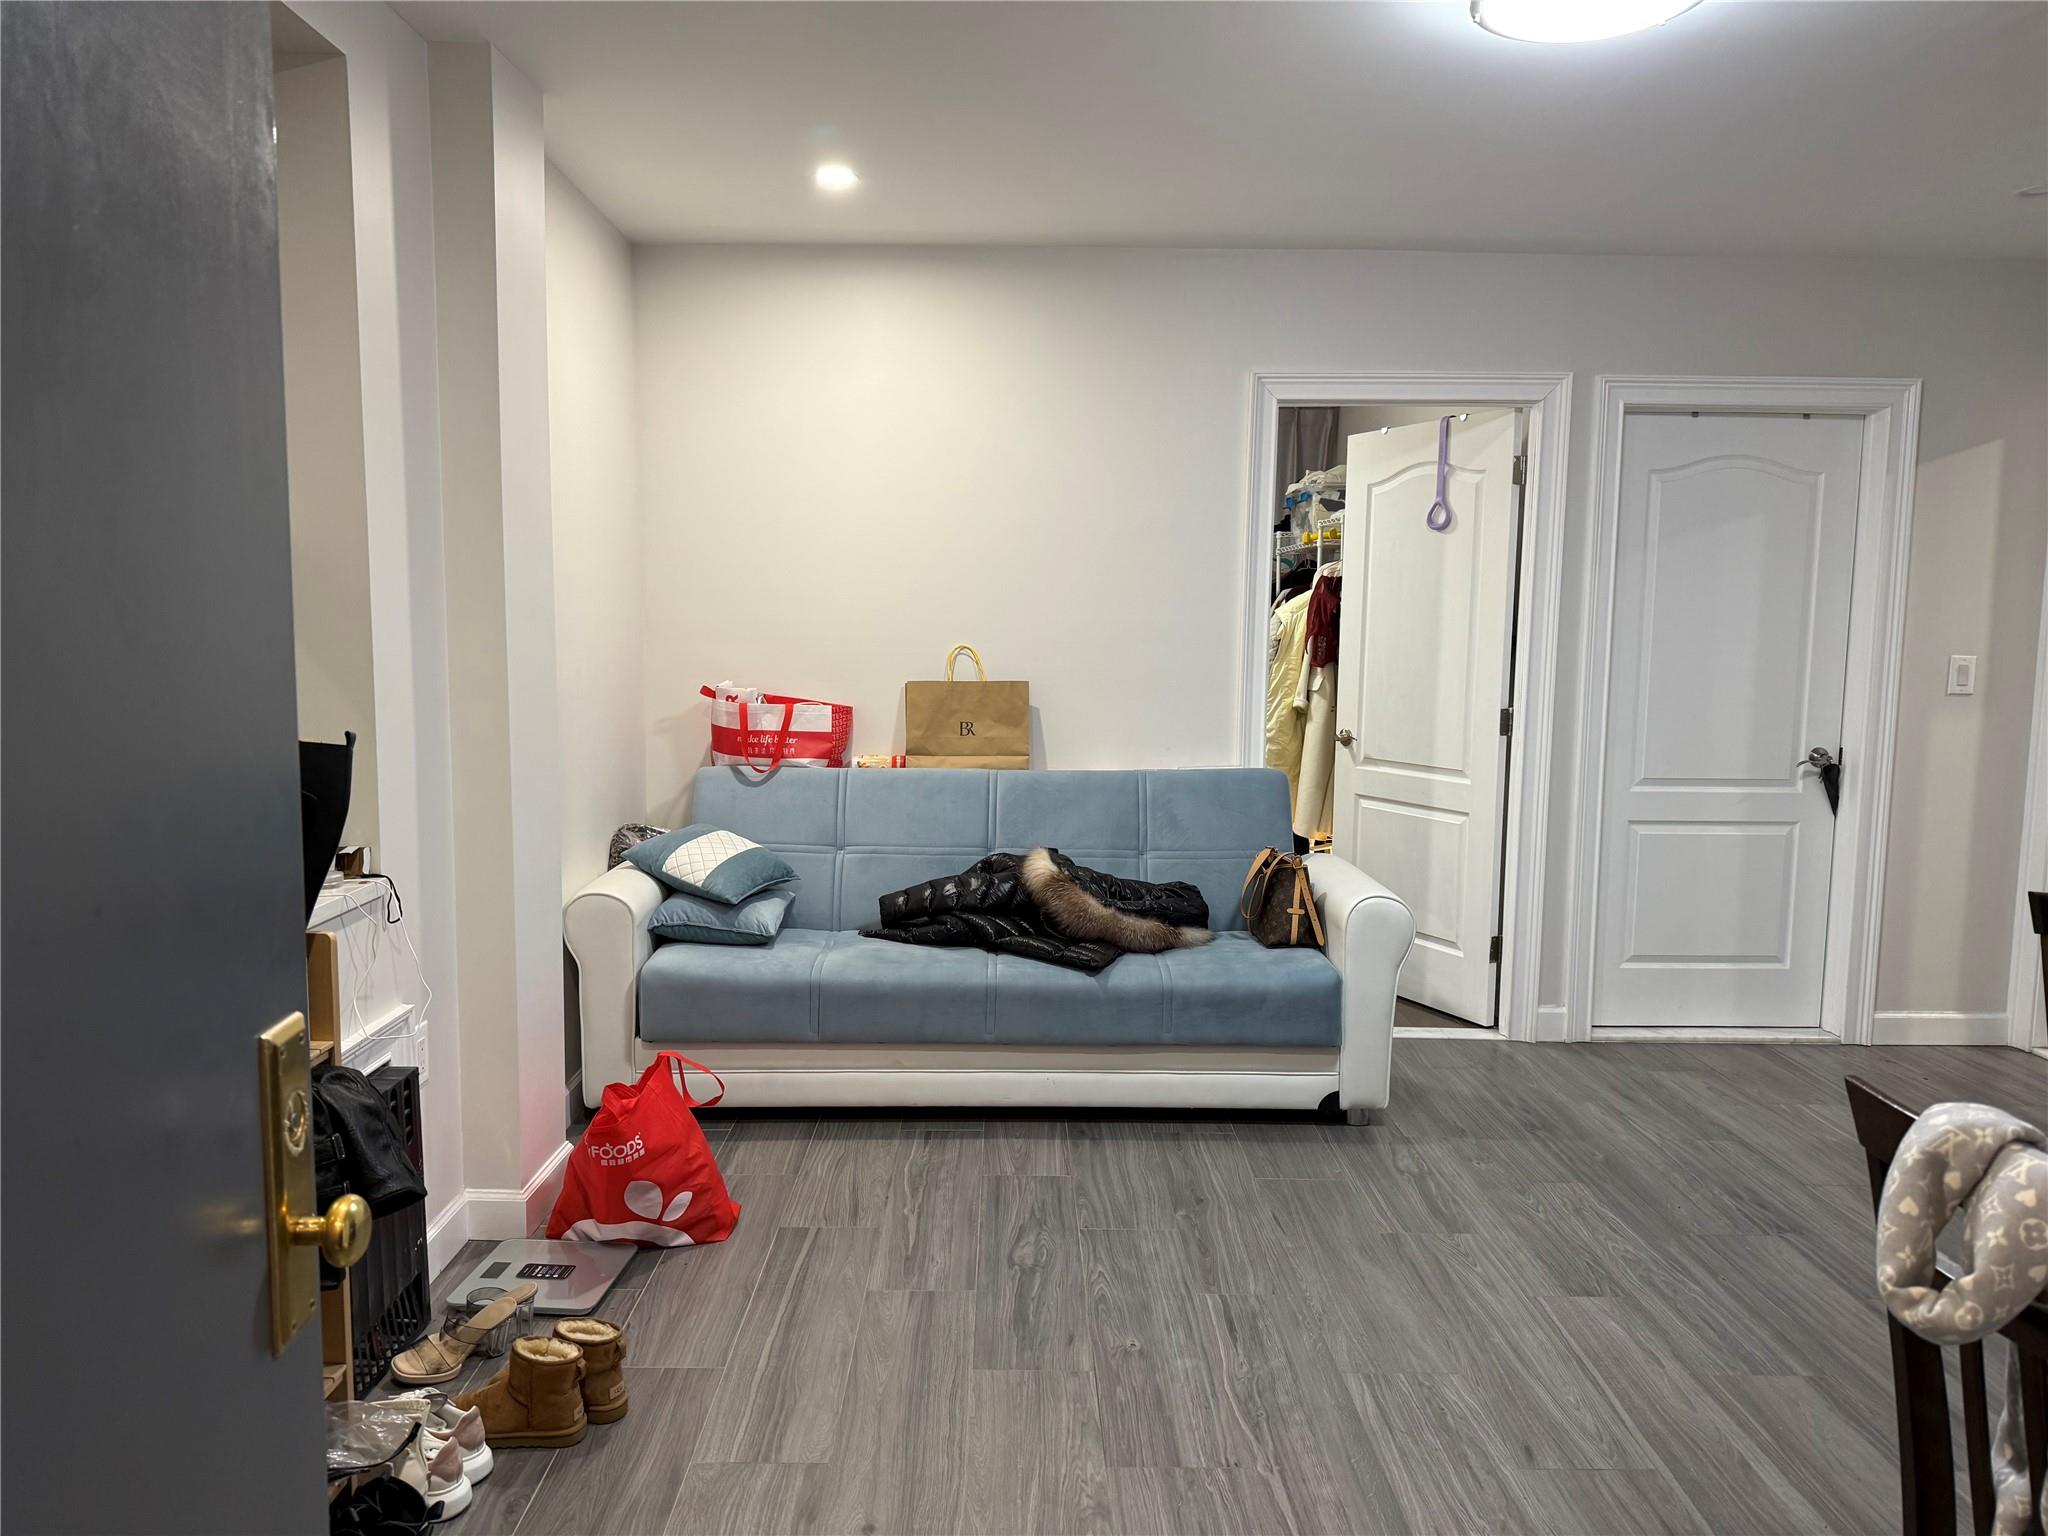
top-left (1947, 655), bottom-right (1978, 695)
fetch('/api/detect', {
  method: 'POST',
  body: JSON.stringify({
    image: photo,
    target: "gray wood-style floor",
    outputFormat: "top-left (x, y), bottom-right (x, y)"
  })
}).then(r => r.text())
top-left (417, 1042), bottom-right (2046, 1535)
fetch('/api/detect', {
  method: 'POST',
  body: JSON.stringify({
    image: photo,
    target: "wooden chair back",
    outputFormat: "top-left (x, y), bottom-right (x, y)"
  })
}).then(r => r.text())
top-left (1844, 1075), bottom-right (2048, 1536)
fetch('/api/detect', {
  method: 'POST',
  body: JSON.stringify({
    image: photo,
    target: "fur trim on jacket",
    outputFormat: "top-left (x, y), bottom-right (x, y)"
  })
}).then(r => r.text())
top-left (860, 847), bottom-right (1212, 972)
top-left (1018, 848), bottom-right (1213, 954)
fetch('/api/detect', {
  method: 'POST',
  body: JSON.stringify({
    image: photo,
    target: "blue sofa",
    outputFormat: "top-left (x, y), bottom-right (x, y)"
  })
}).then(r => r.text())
top-left (565, 767), bottom-right (1414, 1117)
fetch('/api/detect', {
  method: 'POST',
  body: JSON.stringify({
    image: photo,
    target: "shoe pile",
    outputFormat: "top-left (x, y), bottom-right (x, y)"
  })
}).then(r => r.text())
top-left (451, 1316), bottom-right (630, 1450)
top-left (389, 1392), bottom-right (491, 1522)
top-left (339, 1316), bottom-right (629, 1530)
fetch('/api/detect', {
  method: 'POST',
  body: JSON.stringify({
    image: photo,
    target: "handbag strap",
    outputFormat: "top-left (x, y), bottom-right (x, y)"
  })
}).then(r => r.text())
top-left (663, 1052), bottom-right (726, 1109)
top-left (1239, 848), bottom-right (1280, 926)
top-left (1286, 865), bottom-right (1326, 948)
top-left (944, 644), bottom-right (988, 683)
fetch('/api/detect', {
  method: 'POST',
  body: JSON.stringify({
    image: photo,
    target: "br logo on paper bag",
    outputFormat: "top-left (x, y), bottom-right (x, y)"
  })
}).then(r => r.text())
top-left (959, 720), bottom-right (975, 736)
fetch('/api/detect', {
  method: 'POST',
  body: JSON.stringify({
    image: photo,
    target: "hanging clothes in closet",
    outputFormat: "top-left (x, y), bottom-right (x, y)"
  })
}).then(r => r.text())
top-left (1265, 584), bottom-right (1313, 810)
top-left (1291, 564), bottom-right (1342, 845)
top-left (1270, 408), bottom-right (1346, 843)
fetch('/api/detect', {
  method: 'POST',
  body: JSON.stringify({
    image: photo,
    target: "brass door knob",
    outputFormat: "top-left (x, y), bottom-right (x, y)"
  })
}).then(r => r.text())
top-left (1336, 729), bottom-right (1356, 747)
top-left (289, 1193), bottom-right (372, 1269)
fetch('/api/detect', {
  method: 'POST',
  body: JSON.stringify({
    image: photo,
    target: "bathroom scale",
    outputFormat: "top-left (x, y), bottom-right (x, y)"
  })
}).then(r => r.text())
top-left (446, 1240), bottom-right (635, 1315)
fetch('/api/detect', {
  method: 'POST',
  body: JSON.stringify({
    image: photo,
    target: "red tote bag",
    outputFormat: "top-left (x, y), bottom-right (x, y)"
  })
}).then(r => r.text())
top-left (547, 1053), bottom-right (740, 1247)
top-left (700, 683), bottom-right (853, 775)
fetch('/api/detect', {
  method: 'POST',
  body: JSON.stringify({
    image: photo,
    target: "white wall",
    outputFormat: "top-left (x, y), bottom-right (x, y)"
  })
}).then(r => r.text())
top-left (276, 56), bottom-right (380, 852)
top-left (547, 165), bottom-right (645, 899)
top-left (635, 245), bottom-right (2047, 1024)
top-left (546, 162), bottom-right (643, 1112)
top-left (431, 40), bottom-right (567, 1212)
top-left (285, 1), bottom-right (467, 1243)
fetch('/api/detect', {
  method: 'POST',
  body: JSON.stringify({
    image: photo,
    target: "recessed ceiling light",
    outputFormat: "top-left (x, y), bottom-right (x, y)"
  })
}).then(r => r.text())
top-left (1471, 0), bottom-right (1702, 43)
top-left (814, 162), bottom-right (860, 193)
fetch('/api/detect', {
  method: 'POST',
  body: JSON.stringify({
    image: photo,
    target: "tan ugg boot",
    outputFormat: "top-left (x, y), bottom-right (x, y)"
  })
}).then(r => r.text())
top-left (554, 1317), bottom-right (627, 1424)
top-left (453, 1335), bottom-right (587, 1449)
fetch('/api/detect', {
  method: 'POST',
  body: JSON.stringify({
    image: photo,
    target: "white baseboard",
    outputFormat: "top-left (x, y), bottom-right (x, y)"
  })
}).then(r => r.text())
top-left (1534, 1004), bottom-right (1568, 1043)
top-left (462, 1139), bottom-right (576, 1241)
top-left (425, 1192), bottom-right (471, 1278)
top-left (1592, 1026), bottom-right (1838, 1044)
top-left (1869, 1010), bottom-right (2011, 1046)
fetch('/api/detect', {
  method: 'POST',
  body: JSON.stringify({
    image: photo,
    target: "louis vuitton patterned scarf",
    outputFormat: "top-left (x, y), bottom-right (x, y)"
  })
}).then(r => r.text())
top-left (1876, 1101), bottom-right (2048, 1536)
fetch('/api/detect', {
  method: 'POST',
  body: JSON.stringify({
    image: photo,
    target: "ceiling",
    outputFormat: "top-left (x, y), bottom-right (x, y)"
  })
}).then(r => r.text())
top-left (394, 1), bottom-right (2048, 258)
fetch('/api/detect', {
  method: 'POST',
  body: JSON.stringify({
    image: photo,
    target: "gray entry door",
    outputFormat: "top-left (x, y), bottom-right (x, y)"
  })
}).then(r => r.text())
top-left (3, 4), bottom-right (325, 1531)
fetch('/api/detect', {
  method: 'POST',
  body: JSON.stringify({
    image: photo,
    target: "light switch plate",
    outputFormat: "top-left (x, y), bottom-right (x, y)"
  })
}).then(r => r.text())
top-left (1947, 655), bottom-right (1977, 695)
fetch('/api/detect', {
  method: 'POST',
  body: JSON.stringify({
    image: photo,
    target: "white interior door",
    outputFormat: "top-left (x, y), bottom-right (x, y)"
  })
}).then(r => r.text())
top-left (1591, 413), bottom-right (1863, 1031)
top-left (1331, 411), bottom-right (1520, 1025)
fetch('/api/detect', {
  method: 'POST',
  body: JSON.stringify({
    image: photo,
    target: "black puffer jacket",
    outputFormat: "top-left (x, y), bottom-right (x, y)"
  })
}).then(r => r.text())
top-left (861, 848), bottom-right (1211, 973)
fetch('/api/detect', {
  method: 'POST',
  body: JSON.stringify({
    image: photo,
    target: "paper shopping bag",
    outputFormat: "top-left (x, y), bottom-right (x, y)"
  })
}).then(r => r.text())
top-left (904, 645), bottom-right (1030, 767)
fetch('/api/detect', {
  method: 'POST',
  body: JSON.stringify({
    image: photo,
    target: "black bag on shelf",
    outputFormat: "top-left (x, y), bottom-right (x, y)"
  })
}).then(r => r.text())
top-left (312, 1063), bottom-right (426, 1217)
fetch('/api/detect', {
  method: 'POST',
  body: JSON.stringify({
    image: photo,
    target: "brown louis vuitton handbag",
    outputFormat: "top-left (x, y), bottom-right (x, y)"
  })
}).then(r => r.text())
top-left (1238, 847), bottom-right (1326, 950)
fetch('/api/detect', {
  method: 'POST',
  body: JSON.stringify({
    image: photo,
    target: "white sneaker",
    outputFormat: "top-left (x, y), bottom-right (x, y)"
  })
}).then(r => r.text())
top-left (390, 1389), bottom-right (493, 1483)
top-left (397, 1428), bottom-right (473, 1522)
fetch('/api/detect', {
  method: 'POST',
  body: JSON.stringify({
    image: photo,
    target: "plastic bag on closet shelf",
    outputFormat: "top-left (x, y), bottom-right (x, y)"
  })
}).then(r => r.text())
top-left (700, 682), bottom-right (852, 773)
top-left (547, 1053), bottom-right (740, 1248)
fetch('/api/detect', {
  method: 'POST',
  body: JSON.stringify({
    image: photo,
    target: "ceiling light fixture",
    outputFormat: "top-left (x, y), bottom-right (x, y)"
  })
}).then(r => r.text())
top-left (1470, 0), bottom-right (1701, 43)
top-left (814, 162), bottom-right (860, 193)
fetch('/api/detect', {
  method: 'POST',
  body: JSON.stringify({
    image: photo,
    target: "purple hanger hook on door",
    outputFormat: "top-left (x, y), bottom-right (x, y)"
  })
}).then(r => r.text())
top-left (1427, 415), bottom-right (1454, 532)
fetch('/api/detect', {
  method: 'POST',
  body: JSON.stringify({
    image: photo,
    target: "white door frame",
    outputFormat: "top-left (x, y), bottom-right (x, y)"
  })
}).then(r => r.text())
top-left (1569, 377), bottom-right (1922, 1045)
top-left (2005, 541), bottom-right (2048, 1052)
top-left (1240, 371), bottom-right (1573, 1045)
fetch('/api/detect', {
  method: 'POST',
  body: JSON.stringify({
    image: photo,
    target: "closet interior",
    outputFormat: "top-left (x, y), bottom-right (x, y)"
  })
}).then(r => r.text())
top-left (1266, 405), bottom-right (1452, 851)
top-left (1263, 402), bottom-right (1517, 1030)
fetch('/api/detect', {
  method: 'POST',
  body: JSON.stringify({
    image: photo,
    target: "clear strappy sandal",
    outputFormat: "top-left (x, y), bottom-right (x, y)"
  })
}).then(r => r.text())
top-left (388, 1282), bottom-right (538, 1386)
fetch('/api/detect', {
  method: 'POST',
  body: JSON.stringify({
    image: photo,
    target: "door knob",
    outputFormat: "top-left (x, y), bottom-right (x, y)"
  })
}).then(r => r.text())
top-left (1800, 746), bottom-right (1843, 818)
top-left (289, 1193), bottom-right (371, 1269)
top-left (1336, 729), bottom-right (1356, 747)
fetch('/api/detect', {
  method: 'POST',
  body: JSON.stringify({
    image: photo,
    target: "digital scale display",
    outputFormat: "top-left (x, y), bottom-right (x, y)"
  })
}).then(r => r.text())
top-left (449, 1240), bottom-right (630, 1315)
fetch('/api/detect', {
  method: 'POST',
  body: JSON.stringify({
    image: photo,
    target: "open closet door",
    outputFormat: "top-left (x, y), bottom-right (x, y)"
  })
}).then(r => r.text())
top-left (1330, 412), bottom-right (1520, 1025)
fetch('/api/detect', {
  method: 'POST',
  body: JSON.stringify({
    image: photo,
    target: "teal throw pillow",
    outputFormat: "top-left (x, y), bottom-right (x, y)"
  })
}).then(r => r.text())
top-left (648, 886), bottom-right (794, 946)
top-left (626, 823), bottom-right (797, 904)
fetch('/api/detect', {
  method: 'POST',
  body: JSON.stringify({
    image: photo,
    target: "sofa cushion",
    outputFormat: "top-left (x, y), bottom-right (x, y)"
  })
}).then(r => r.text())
top-left (690, 765), bottom-right (1293, 933)
top-left (637, 929), bottom-right (1339, 1048)
top-left (638, 927), bottom-right (839, 1044)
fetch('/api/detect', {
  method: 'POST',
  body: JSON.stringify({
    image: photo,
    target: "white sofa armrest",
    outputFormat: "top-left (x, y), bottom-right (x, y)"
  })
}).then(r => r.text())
top-left (565, 864), bottom-right (665, 1109)
top-left (1305, 852), bottom-right (1415, 1114)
